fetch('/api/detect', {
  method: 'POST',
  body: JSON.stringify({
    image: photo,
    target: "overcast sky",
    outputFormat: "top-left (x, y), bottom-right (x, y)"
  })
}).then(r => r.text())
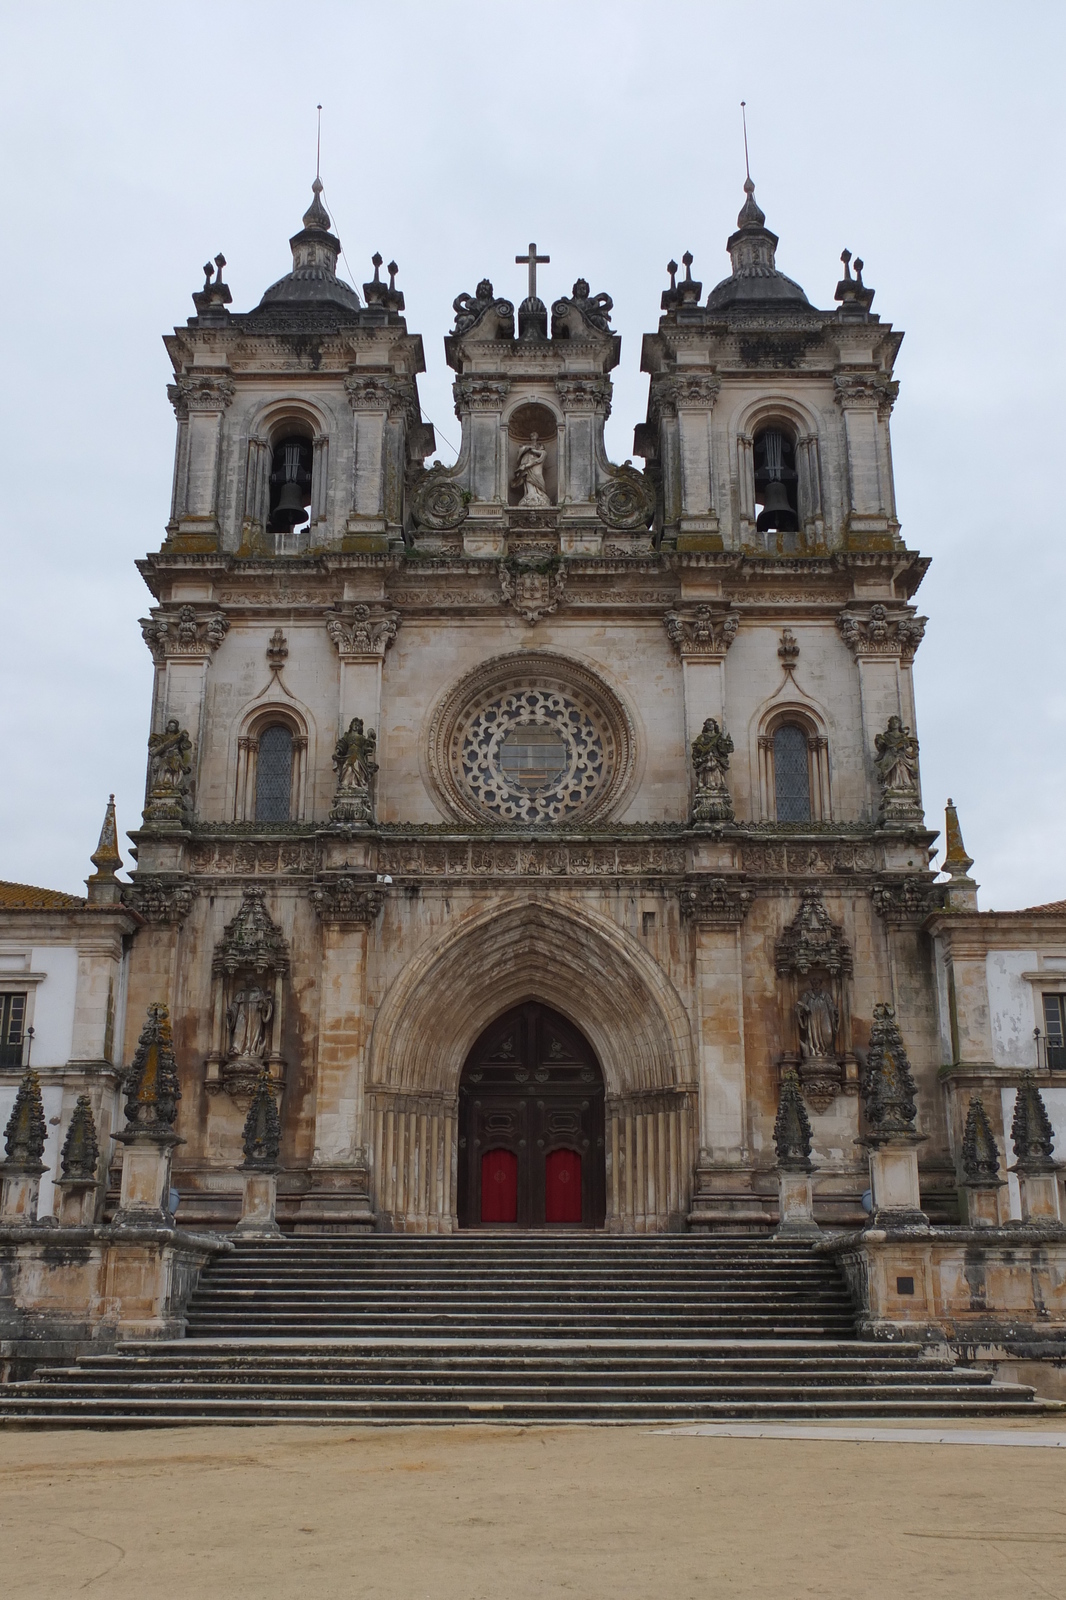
top-left (1, 1), bottom-right (1062, 909)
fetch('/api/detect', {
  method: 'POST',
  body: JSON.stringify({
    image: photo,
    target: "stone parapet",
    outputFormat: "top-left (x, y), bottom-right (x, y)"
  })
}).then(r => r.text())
top-left (819, 1223), bottom-right (1066, 1341)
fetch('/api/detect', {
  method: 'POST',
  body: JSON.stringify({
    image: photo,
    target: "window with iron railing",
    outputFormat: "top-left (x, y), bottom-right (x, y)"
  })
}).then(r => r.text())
top-left (0, 992), bottom-right (27, 1070)
top-left (1043, 994), bottom-right (1066, 1070)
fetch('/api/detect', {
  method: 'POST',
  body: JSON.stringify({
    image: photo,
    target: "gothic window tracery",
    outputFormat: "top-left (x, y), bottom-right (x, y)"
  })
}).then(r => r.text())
top-left (774, 724), bottom-right (812, 822)
top-left (255, 725), bottom-right (294, 822)
top-left (234, 710), bottom-right (308, 824)
top-left (757, 709), bottom-right (832, 824)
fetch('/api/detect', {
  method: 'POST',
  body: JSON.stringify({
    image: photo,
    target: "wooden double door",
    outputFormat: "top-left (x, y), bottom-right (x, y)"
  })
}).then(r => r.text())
top-left (458, 1003), bottom-right (606, 1229)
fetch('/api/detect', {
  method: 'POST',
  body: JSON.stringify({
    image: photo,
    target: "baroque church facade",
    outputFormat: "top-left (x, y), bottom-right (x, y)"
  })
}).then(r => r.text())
top-left (117, 175), bottom-right (963, 1236)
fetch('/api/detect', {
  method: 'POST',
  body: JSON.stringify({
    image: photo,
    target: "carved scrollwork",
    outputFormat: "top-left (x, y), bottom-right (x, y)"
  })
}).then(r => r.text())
top-left (596, 464), bottom-right (656, 532)
top-left (409, 467), bottom-right (469, 531)
top-left (451, 280), bottom-right (515, 338)
top-left (663, 605), bottom-right (740, 658)
top-left (325, 604), bottom-right (400, 658)
top-left (871, 875), bottom-right (942, 925)
top-left (168, 374), bottom-right (235, 415)
top-left (498, 559), bottom-right (567, 625)
top-left (140, 605), bottom-right (229, 663)
top-left (837, 603), bottom-right (927, 661)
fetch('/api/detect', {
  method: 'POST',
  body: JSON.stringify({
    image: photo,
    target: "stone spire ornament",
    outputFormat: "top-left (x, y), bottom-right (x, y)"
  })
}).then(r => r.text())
top-left (241, 1071), bottom-right (282, 1172)
top-left (1, 1067), bottom-right (48, 1225)
top-left (959, 1094), bottom-right (1004, 1226)
top-left (56, 1095), bottom-right (101, 1225)
top-left (772, 1069), bottom-right (820, 1238)
top-left (123, 1003), bottom-right (181, 1134)
top-left (1009, 1074), bottom-right (1062, 1225)
top-left (861, 1003), bottom-right (919, 1139)
top-left (86, 794), bottom-right (123, 904)
top-left (941, 798), bottom-right (978, 911)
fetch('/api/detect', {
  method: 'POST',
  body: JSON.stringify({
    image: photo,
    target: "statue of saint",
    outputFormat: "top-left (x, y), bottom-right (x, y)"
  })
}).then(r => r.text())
top-left (797, 983), bottom-right (839, 1060)
top-left (511, 434), bottom-right (551, 506)
top-left (226, 984), bottom-right (273, 1062)
top-left (690, 718), bottom-right (734, 825)
top-left (874, 715), bottom-right (920, 794)
top-left (147, 719), bottom-right (192, 797)
top-left (332, 717), bottom-right (378, 793)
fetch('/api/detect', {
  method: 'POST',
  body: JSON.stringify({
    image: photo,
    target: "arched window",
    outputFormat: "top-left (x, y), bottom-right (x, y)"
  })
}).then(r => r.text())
top-left (753, 426), bottom-right (799, 533)
top-left (773, 723), bottom-right (812, 822)
top-left (255, 725), bottom-right (294, 822)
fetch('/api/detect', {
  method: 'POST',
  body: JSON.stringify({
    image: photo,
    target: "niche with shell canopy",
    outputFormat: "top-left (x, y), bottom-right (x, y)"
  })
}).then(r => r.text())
top-left (507, 401), bottom-right (559, 506)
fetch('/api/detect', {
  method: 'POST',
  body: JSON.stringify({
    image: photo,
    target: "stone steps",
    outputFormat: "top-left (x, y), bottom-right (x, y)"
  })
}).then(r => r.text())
top-left (0, 1235), bottom-right (1044, 1426)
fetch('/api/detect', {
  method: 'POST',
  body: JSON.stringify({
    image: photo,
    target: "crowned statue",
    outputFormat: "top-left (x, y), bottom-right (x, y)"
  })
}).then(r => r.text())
top-left (690, 717), bottom-right (735, 824)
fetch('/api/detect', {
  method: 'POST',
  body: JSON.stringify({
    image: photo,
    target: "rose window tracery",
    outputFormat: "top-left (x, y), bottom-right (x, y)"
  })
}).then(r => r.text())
top-left (428, 654), bottom-right (635, 826)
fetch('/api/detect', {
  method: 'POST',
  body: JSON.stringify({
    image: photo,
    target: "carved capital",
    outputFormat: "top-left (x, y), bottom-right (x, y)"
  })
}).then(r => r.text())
top-left (871, 876), bottom-right (943, 925)
top-left (674, 375), bottom-right (722, 409)
top-left (833, 373), bottom-right (897, 412)
top-left (836, 604), bottom-right (926, 662)
top-left (344, 374), bottom-right (394, 411)
top-left (453, 377), bottom-right (511, 412)
top-left (173, 373), bottom-right (235, 413)
top-left (680, 877), bottom-right (754, 927)
top-left (325, 604), bottom-right (401, 658)
top-left (555, 377), bottom-right (612, 413)
top-left (663, 605), bottom-right (739, 658)
top-left (122, 876), bottom-right (198, 926)
top-left (308, 875), bottom-right (386, 926)
top-left (141, 605), bottom-right (229, 663)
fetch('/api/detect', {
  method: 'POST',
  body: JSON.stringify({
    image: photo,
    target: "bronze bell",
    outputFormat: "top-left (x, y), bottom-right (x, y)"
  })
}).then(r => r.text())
top-left (756, 480), bottom-right (798, 533)
top-left (274, 481), bottom-right (309, 526)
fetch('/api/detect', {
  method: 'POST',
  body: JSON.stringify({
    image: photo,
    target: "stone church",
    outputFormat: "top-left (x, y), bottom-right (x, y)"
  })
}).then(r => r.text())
top-left (110, 169), bottom-right (960, 1238)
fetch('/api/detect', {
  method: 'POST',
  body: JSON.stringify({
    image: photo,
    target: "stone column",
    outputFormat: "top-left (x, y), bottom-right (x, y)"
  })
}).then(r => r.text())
top-left (168, 373), bottom-right (235, 549)
top-left (325, 607), bottom-right (401, 808)
top-left (300, 877), bottom-right (386, 1231)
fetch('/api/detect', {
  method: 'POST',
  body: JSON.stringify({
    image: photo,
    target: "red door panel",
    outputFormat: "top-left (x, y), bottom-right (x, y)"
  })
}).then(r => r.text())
top-left (545, 1148), bottom-right (583, 1224)
top-left (481, 1148), bottom-right (518, 1223)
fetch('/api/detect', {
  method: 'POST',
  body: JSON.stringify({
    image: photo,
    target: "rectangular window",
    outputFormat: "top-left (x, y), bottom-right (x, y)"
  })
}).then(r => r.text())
top-left (0, 992), bottom-right (27, 1070)
top-left (1044, 995), bottom-right (1066, 1070)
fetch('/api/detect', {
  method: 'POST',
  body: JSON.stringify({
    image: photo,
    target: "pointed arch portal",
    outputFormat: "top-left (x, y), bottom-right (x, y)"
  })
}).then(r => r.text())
top-left (458, 1002), bottom-right (606, 1229)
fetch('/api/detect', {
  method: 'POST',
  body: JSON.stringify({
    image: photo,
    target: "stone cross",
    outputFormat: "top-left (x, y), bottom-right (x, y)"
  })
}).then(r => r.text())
top-left (516, 241), bottom-right (549, 301)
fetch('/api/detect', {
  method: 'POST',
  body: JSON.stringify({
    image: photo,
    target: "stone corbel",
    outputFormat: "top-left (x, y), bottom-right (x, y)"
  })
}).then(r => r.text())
top-left (325, 605), bottom-right (401, 660)
top-left (140, 605), bottom-right (230, 665)
top-left (309, 876), bottom-right (387, 928)
top-left (663, 605), bottom-right (740, 659)
top-left (121, 877), bottom-right (198, 926)
top-left (680, 878), bottom-right (754, 928)
top-left (836, 604), bottom-right (927, 662)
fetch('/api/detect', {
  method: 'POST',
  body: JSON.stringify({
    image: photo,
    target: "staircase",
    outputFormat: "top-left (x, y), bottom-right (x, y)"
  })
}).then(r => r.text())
top-left (0, 1235), bottom-right (1041, 1426)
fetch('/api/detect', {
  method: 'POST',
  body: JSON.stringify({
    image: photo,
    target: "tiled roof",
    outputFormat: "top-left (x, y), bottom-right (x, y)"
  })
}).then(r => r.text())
top-left (0, 880), bottom-right (86, 909)
top-left (1020, 899), bottom-right (1066, 915)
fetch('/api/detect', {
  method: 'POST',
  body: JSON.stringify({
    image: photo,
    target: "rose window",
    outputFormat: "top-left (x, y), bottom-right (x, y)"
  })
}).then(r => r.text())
top-left (428, 653), bottom-right (635, 826)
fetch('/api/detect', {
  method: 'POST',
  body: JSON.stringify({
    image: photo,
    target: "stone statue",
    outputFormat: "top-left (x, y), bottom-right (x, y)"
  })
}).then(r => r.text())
top-left (145, 718), bottom-right (193, 819)
top-left (226, 984), bottom-right (274, 1063)
top-left (797, 982), bottom-right (838, 1060)
top-left (874, 715), bottom-right (922, 825)
top-left (330, 717), bottom-right (378, 826)
top-left (690, 717), bottom-right (734, 824)
top-left (511, 434), bottom-right (551, 506)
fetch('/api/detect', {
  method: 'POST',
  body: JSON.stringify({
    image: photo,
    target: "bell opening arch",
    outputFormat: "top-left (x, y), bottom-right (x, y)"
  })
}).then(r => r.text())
top-left (365, 897), bottom-right (697, 1234)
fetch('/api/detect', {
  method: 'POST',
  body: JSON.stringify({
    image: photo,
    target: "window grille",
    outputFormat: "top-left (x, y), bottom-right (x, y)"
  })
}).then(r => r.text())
top-left (0, 992), bottom-right (27, 1070)
top-left (774, 724), bottom-right (812, 822)
top-left (255, 725), bottom-right (294, 822)
top-left (1044, 995), bottom-right (1066, 1070)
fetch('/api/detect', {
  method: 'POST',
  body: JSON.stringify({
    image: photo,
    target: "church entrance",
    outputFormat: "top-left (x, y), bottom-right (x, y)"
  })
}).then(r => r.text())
top-left (457, 1003), bottom-right (606, 1229)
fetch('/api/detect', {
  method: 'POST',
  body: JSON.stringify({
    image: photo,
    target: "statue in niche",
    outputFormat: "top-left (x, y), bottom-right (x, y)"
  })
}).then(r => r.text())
top-left (226, 984), bottom-right (274, 1064)
top-left (511, 434), bottom-right (551, 506)
top-left (690, 717), bottom-right (735, 824)
top-left (797, 981), bottom-right (839, 1061)
top-left (330, 717), bottom-right (378, 826)
top-left (145, 718), bottom-right (193, 817)
top-left (874, 716), bottom-right (919, 793)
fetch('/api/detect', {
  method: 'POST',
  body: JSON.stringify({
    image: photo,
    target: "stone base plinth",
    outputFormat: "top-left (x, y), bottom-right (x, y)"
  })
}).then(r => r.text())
top-left (774, 1169), bottom-right (821, 1239)
top-left (820, 1223), bottom-right (1066, 1340)
top-left (0, 1167), bottom-right (45, 1226)
top-left (114, 1132), bottom-right (181, 1226)
top-left (1015, 1168), bottom-right (1063, 1224)
top-left (0, 1224), bottom-right (231, 1345)
top-left (292, 1167), bottom-right (375, 1234)
top-left (687, 1160), bottom-right (775, 1233)
top-left (864, 1136), bottom-right (928, 1227)
top-left (56, 1180), bottom-right (100, 1227)
top-left (234, 1170), bottom-right (283, 1238)
top-left (961, 1182), bottom-right (1004, 1228)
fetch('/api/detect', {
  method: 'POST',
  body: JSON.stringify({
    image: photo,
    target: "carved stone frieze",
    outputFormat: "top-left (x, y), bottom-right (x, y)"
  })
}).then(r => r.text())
top-left (680, 877), bottom-right (754, 927)
top-left (140, 605), bottom-right (229, 663)
top-left (388, 588), bottom-right (503, 608)
top-left (663, 605), bottom-right (740, 658)
top-left (122, 876), bottom-right (198, 925)
top-left (376, 837), bottom-right (687, 880)
top-left (308, 875), bottom-right (387, 926)
top-left (187, 838), bottom-right (317, 876)
top-left (837, 603), bottom-right (927, 661)
top-left (741, 840), bottom-right (879, 876)
top-left (596, 464), bottom-right (656, 532)
top-left (498, 559), bottom-right (567, 625)
top-left (325, 604), bottom-right (400, 658)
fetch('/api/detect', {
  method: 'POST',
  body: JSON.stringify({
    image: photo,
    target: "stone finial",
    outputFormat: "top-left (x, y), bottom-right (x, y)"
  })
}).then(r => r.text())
top-left (60, 1095), bottom-right (100, 1182)
top-left (834, 248), bottom-right (876, 315)
top-left (302, 176), bottom-right (331, 233)
top-left (774, 1069), bottom-right (814, 1172)
top-left (940, 798), bottom-right (979, 911)
top-left (241, 1070), bottom-right (282, 1172)
top-left (4, 1068), bottom-right (47, 1170)
top-left (124, 1003), bottom-right (181, 1133)
top-left (1011, 1073), bottom-right (1056, 1171)
top-left (86, 794), bottom-right (122, 903)
top-left (961, 1095), bottom-right (1001, 1183)
top-left (861, 1003), bottom-right (919, 1139)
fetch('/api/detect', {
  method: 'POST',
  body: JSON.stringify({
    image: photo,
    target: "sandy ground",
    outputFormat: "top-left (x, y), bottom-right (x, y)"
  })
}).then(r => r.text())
top-left (1, 1421), bottom-right (1065, 1600)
